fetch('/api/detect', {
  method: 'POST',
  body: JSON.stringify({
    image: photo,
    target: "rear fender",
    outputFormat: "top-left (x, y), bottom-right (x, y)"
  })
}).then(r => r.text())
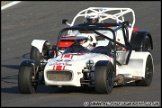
top-left (124, 52), bottom-right (154, 78)
top-left (130, 31), bottom-right (153, 51)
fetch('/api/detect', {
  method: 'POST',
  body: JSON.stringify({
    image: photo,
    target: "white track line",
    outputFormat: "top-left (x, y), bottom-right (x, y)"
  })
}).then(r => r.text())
top-left (1, 1), bottom-right (22, 10)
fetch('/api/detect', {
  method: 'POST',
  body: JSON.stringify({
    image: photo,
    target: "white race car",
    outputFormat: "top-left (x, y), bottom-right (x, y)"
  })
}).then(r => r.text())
top-left (18, 7), bottom-right (154, 94)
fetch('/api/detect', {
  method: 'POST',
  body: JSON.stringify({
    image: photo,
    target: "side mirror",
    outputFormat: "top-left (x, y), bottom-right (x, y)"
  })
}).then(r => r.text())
top-left (62, 19), bottom-right (68, 24)
top-left (62, 19), bottom-right (71, 26)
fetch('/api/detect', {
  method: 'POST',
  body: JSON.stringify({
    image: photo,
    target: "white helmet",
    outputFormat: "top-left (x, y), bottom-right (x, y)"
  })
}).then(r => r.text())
top-left (84, 14), bottom-right (100, 23)
top-left (75, 34), bottom-right (91, 48)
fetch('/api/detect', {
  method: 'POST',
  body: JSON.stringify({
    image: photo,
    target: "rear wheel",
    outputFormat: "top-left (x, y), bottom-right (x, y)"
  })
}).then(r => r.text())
top-left (135, 55), bottom-right (153, 86)
top-left (18, 66), bottom-right (39, 94)
top-left (94, 63), bottom-right (114, 94)
top-left (142, 35), bottom-right (152, 52)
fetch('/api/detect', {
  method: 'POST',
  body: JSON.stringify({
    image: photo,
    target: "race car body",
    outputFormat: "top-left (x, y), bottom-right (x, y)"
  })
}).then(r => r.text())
top-left (18, 7), bottom-right (154, 94)
top-left (44, 51), bottom-right (153, 87)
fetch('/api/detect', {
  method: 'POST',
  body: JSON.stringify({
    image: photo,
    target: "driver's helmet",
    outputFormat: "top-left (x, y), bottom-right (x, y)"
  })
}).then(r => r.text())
top-left (75, 34), bottom-right (91, 48)
top-left (84, 14), bottom-right (100, 23)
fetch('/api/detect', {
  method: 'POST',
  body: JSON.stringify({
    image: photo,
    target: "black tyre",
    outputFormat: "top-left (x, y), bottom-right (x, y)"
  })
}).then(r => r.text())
top-left (30, 46), bottom-right (42, 63)
top-left (142, 35), bottom-right (152, 52)
top-left (135, 55), bottom-right (153, 86)
top-left (94, 63), bottom-right (114, 94)
top-left (18, 66), bottom-right (39, 94)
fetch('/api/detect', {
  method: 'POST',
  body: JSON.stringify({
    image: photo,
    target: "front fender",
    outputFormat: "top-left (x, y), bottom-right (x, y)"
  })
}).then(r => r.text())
top-left (95, 60), bottom-right (112, 66)
top-left (31, 39), bottom-right (50, 53)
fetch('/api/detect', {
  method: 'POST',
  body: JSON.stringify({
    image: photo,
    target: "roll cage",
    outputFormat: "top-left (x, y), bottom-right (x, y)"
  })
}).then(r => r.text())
top-left (66, 7), bottom-right (135, 41)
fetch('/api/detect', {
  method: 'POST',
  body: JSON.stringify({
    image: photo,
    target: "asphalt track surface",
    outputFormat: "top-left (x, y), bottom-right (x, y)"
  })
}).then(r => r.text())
top-left (1, 1), bottom-right (161, 107)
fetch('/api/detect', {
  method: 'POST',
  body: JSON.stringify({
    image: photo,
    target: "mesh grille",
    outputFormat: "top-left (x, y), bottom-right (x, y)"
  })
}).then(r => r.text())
top-left (47, 71), bottom-right (72, 81)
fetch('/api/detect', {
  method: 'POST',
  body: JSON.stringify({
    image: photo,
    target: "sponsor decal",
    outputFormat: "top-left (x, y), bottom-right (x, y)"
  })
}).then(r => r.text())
top-left (49, 58), bottom-right (72, 70)
top-left (49, 62), bottom-right (72, 66)
top-left (48, 58), bottom-right (72, 67)
top-left (51, 53), bottom-right (87, 70)
top-left (56, 59), bottom-right (63, 62)
top-left (64, 59), bottom-right (71, 62)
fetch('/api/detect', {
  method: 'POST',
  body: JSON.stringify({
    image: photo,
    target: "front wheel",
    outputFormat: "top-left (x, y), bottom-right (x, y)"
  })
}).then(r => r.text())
top-left (94, 62), bottom-right (114, 94)
top-left (30, 46), bottom-right (42, 63)
top-left (18, 66), bottom-right (39, 94)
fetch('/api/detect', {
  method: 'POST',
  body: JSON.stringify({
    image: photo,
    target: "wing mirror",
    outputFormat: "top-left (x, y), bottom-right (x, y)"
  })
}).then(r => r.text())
top-left (62, 19), bottom-right (68, 24)
top-left (62, 19), bottom-right (71, 26)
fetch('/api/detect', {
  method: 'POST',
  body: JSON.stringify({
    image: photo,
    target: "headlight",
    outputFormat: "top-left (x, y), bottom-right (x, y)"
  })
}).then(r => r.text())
top-left (86, 59), bottom-right (94, 68)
